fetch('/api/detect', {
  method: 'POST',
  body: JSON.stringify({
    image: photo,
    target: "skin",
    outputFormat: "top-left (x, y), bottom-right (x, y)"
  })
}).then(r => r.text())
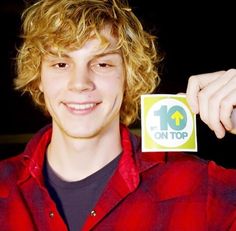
top-left (39, 26), bottom-right (125, 181)
top-left (186, 69), bottom-right (236, 139)
top-left (39, 24), bottom-right (236, 181)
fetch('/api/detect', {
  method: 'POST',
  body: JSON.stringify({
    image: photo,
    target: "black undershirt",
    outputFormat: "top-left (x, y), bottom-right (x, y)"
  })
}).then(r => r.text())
top-left (43, 155), bottom-right (120, 231)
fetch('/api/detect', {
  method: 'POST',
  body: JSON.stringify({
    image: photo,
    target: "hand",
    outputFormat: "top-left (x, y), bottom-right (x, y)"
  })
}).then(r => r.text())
top-left (186, 69), bottom-right (236, 139)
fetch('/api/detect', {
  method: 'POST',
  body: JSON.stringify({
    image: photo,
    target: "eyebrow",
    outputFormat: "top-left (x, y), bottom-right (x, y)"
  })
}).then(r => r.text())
top-left (93, 50), bottom-right (121, 59)
top-left (45, 49), bottom-right (121, 61)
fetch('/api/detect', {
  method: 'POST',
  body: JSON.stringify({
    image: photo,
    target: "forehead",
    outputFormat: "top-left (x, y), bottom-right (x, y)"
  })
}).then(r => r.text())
top-left (48, 24), bottom-right (120, 56)
top-left (87, 24), bottom-right (119, 52)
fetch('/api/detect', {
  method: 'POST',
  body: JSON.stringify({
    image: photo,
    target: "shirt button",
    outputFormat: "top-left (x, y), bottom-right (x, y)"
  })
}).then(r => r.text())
top-left (90, 210), bottom-right (96, 217)
top-left (49, 211), bottom-right (54, 218)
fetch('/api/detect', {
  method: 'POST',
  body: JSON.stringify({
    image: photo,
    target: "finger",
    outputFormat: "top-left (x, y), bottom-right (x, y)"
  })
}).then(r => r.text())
top-left (229, 108), bottom-right (236, 134)
top-left (186, 71), bottom-right (225, 114)
top-left (220, 90), bottom-right (236, 132)
top-left (187, 70), bottom-right (235, 126)
top-left (208, 72), bottom-right (236, 138)
top-left (196, 71), bottom-right (230, 128)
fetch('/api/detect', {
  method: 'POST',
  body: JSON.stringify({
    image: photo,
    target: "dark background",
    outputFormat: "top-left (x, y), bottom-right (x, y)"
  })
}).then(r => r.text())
top-left (0, 1), bottom-right (235, 167)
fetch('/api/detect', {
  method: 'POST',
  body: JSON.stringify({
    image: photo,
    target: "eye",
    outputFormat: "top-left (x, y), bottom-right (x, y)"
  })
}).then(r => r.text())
top-left (98, 63), bottom-right (110, 68)
top-left (54, 62), bottom-right (68, 68)
top-left (90, 61), bottom-right (114, 74)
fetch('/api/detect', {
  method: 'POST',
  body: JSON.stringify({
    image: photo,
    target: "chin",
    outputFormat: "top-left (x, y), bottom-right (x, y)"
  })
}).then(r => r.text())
top-left (65, 127), bottom-right (102, 139)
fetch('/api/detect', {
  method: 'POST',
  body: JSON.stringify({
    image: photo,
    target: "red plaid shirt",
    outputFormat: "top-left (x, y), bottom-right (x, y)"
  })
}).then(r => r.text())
top-left (1, 124), bottom-right (236, 231)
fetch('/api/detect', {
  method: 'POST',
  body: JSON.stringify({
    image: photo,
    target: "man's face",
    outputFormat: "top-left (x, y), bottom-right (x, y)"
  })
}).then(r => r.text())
top-left (39, 26), bottom-right (125, 139)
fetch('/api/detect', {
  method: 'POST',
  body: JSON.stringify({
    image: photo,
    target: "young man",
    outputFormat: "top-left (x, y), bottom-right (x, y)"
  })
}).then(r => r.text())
top-left (0, 0), bottom-right (236, 230)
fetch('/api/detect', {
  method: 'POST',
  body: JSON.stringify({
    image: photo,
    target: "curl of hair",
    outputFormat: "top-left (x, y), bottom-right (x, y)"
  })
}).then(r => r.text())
top-left (15, 0), bottom-right (162, 126)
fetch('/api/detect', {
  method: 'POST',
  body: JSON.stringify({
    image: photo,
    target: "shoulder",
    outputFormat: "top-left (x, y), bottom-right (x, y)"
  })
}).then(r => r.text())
top-left (0, 154), bottom-right (24, 197)
top-left (137, 151), bottom-right (236, 202)
top-left (165, 153), bottom-right (236, 190)
top-left (130, 152), bottom-right (209, 203)
top-left (207, 161), bottom-right (236, 196)
top-left (129, 129), bottom-right (207, 171)
top-left (0, 154), bottom-right (23, 177)
top-left (140, 152), bottom-right (209, 192)
top-left (0, 124), bottom-right (52, 196)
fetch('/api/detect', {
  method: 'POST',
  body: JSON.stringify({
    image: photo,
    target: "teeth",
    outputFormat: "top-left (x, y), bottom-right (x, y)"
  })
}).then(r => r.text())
top-left (67, 103), bottom-right (96, 110)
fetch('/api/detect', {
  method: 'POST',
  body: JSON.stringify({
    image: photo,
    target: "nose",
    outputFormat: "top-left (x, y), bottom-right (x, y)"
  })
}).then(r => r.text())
top-left (68, 68), bottom-right (95, 92)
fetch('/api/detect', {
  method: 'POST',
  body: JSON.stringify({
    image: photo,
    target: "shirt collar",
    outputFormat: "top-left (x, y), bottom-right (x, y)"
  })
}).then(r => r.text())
top-left (126, 126), bottom-right (166, 173)
top-left (19, 124), bottom-right (52, 184)
top-left (19, 124), bottom-right (166, 185)
top-left (117, 124), bottom-right (166, 191)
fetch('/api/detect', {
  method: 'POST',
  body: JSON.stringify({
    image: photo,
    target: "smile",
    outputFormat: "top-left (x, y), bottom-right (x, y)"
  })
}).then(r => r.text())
top-left (66, 103), bottom-right (97, 110)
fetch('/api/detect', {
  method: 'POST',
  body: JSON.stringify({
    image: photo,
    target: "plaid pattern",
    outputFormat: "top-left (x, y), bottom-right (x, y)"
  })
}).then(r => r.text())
top-left (1, 124), bottom-right (236, 231)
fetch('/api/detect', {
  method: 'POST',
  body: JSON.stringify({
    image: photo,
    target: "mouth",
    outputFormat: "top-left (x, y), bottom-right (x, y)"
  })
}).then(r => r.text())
top-left (67, 103), bottom-right (97, 110)
top-left (64, 102), bottom-right (100, 114)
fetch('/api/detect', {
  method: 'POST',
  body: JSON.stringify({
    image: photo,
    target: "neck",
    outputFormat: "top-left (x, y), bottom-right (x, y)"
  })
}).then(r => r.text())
top-left (47, 123), bottom-right (122, 181)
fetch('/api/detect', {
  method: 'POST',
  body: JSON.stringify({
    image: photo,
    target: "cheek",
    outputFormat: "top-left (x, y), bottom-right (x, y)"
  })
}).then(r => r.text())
top-left (40, 80), bottom-right (62, 102)
top-left (40, 73), bottom-right (66, 96)
top-left (101, 78), bottom-right (124, 97)
top-left (110, 71), bottom-right (125, 91)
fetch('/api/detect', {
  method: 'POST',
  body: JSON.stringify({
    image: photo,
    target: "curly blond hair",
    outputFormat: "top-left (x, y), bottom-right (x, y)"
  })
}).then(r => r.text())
top-left (15, 0), bottom-right (161, 126)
